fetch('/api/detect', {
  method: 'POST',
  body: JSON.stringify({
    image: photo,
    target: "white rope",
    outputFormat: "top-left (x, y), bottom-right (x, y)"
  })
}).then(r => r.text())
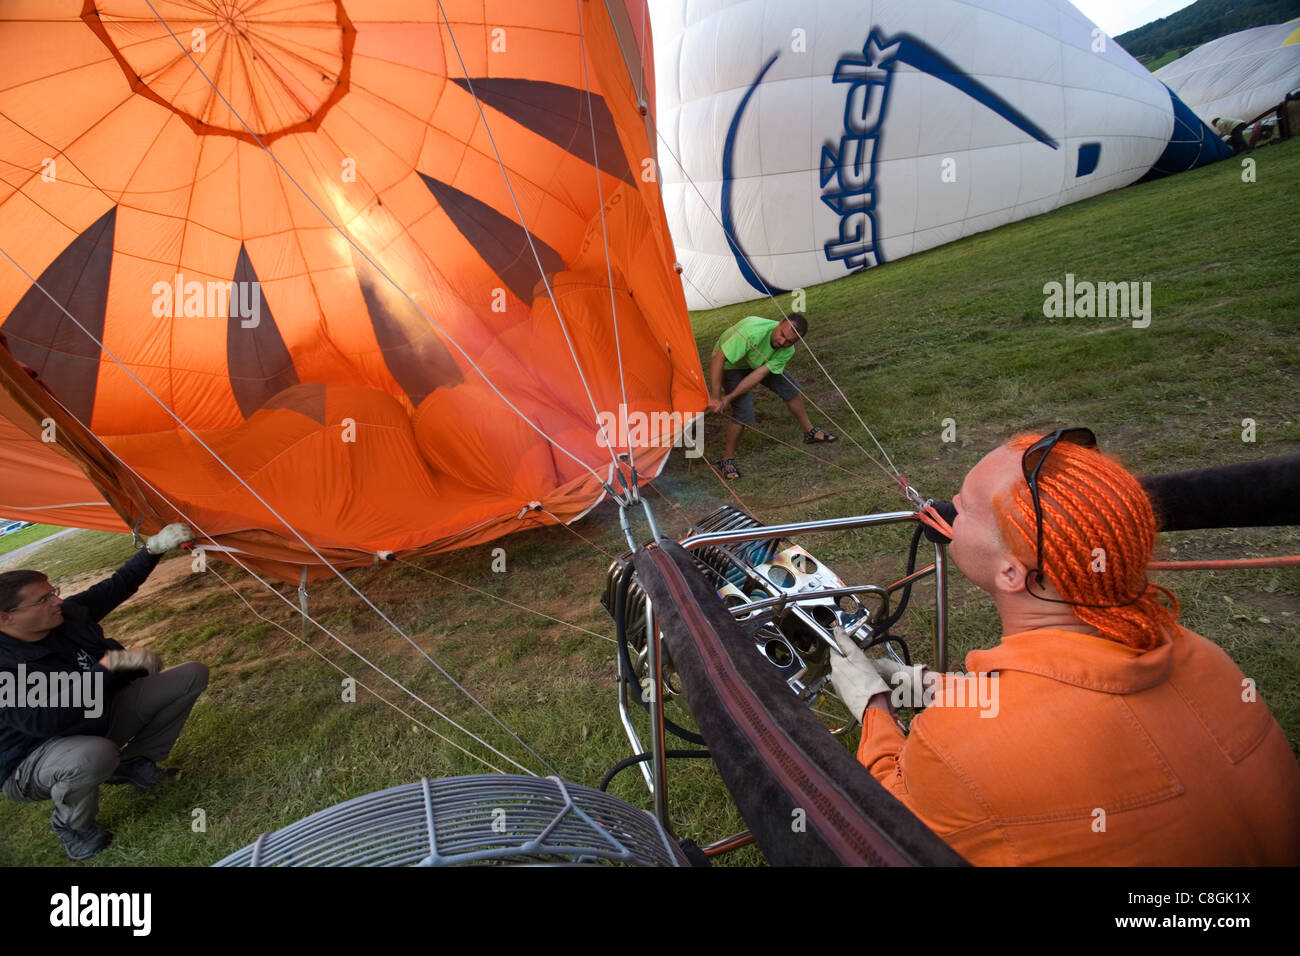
top-left (655, 126), bottom-right (904, 485)
top-left (577, 0), bottom-right (637, 478)
top-left (710, 318), bottom-right (902, 485)
top-left (206, 565), bottom-right (510, 775)
top-left (0, 331), bottom-right (537, 773)
top-left (432, 0), bottom-right (628, 483)
top-left (590, 5), bottom-right (911, 493)
top-left (394, 558), bottom-right (616, 645)
top-left (137, 0), bottom-right (613, 492)
top-left (0, 244), bottom-right (553, 777)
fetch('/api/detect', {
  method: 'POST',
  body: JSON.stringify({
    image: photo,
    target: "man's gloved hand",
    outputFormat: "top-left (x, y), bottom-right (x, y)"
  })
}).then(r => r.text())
top-left (101, 649), bottom-right (163, 675)
top-left (145, 523), bottom-right (195, 555)
top-left (829, 626), bottom-right (891, 721)
top-left (871, 657), bottom-right (934, 709)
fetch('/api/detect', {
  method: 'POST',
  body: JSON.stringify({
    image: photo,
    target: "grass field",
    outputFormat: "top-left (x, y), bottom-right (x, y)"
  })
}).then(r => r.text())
top-left (1, 138), bottom-right (1297, 867)
top-left (0, 524), bottom-right (63, 557)
top-left (1142, 47), bottom-right (1194, 72)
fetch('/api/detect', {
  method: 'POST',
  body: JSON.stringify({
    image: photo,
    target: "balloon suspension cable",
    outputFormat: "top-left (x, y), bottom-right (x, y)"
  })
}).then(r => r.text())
top-left (205, 565), bottom-right (511, 775)
top-left (0, 245), bottom-right (556, 779)
top-left (577, 4), bottom-right (638, 475)
top-left (713, 322), bottom-right (902, 488)
top-left (136, 0), bottom-right (614, 491)
top-left (616, 495), bottom-right (663, 552)
top-left (900, 477), bottom-right (955, 540)
top-left (434, 0), bottom-right (625, 475)
top-left (394, 558), bottom-right (616, 645)
top-left (592, 23), bottom-right (908, 494)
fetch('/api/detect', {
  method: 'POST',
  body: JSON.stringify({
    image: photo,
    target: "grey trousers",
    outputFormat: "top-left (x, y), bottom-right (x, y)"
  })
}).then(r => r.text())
top-left (2, 662), bottom-right (208, 830)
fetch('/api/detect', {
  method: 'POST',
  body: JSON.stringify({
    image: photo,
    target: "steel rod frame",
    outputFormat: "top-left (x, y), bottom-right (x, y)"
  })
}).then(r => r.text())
top-left (614, 509), bottom-right (952, 847)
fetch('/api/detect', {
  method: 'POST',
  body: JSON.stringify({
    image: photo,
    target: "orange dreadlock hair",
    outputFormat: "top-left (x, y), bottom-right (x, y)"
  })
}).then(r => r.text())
top-left (992, 433), bottom-right (1179, 651)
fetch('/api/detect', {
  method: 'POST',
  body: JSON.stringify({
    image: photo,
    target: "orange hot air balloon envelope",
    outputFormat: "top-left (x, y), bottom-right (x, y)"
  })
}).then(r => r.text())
top-left (0, 0), bottom-right (704, 581)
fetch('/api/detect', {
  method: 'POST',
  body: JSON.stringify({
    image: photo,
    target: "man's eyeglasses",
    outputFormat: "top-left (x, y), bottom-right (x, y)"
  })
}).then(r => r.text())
top-left (6, 586), bottom-right (60, 612)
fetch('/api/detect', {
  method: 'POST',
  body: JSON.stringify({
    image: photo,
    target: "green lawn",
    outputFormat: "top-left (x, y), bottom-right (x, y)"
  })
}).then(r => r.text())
top-left (1143, 47), bottom-right (1194, 72)
top-left (1, 139), bottom-right (1296, 866)
top-left (0, 523), bottom-right (64, 557)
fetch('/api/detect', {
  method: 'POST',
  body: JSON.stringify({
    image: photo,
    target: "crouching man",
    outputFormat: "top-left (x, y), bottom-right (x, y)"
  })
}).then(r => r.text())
top-left (0, 523), bottom-right (208, 861)
top-left (831, 430), bottom-right (1300, 865)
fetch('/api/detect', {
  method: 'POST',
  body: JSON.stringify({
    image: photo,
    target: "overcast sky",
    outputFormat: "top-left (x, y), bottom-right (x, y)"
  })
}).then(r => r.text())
top-left (1071, 0), bottom-right (1199, 37)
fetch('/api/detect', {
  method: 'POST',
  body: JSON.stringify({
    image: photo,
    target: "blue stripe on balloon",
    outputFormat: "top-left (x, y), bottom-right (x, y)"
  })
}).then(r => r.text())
top-left (890, 34), bottom-right (1059, 150)
top-left (721, 52), bottom-right (788, 298)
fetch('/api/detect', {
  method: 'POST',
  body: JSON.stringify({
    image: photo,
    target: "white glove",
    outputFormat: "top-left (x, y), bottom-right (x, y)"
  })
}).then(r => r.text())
top-left (871, 657), bottom-right (933, 709)
top-left (146, 523), bottom-right (195, 555)
top-left (829, 626), bottom-right (891, 721)
top-left (103, 648), bottom-right (163, 675)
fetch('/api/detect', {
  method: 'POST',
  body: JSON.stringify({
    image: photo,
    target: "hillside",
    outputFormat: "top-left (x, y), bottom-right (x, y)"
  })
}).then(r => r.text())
top-left (1116, 0), bottom-right (1300, 64)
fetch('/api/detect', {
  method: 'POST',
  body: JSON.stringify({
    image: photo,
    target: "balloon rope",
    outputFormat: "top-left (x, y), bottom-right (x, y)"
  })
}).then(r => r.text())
top-left (538, 508), bottom-right (623, 561)
top-left (393, 559), bottom-right (617, 644)
top-left (586, 8), bottom-right (911, 494)
top-left (1149, 556), bottom-right (1300, 570)
top-left (705, 407), bottom-right (883, 485)
top-left (669, 169), bottom-right (907, 483)
top-left (206, 565), bottom-right (510, 775)
top-left (135, 0), bottom-right (616, 494)
top-left (577, 3), bottom-right (638, 478)
top-left (679, 270), bottom-right (724, 311)
top-left (0, 336), bottom-right (540, 774)
top-left (645, 481), bottom-right (695, 531)
top-left (637, 0), bottom-right (649, 106)
top-left (0, 502), bottom-right (114, 511)
top-left (916, 504), bottom-right (954, 540)
top-left (0, 243), bottom-right (555, 777)
top-left (434, 0), bottom-right (629, 481)
top-left (696, 298), bottom-right (902, 489)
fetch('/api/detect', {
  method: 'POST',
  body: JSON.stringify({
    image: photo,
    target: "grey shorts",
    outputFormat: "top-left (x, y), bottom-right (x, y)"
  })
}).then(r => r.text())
top-left (722, 368), bottom-right (800, 426)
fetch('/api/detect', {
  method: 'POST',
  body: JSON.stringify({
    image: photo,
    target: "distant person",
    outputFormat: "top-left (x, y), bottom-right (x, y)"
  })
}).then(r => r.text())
top-left (831, 430), bottom-right (1300, 864)
top-left (0, 523), bottom-right (208, 861)
top-left (1213, 116), bottom-right (1249, 153)
top-left (707, 313), bottom-right (837, 479)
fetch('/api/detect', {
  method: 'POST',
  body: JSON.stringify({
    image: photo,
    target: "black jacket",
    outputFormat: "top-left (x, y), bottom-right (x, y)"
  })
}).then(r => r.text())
top-left (0, 548), bottom-right (161, 780)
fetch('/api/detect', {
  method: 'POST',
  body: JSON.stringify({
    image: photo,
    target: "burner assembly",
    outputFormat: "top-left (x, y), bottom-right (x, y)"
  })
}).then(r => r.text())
top-left (602, 505), bottom-right (938, 786)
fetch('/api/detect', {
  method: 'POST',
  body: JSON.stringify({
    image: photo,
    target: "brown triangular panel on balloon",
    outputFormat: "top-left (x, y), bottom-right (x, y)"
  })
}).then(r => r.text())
top-left (450, 78), bottom-right (634, 184)
top-left (350, 247), bottom-right (463, 407)
top-left (260, 382), bottom-right (327, 426)
top-left (418, 173), bottom-right (567, 305)
top-left (0, 205), bottom-right (116, 428)
top-left (227, 244), bottom-right (301, 419)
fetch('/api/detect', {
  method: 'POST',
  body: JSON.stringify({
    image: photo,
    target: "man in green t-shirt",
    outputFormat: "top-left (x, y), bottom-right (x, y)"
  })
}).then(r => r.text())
top-left (707, 313), bottom-right (836, 479)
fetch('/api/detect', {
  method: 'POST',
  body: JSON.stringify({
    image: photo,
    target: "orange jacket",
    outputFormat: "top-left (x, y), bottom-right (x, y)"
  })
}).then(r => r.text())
top-left (857, 625), bottom-right (1300, 865)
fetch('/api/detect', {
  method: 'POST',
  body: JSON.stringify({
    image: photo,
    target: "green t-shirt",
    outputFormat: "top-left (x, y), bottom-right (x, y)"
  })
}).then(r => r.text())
top-left (715, 316), bottom-right (793, 375)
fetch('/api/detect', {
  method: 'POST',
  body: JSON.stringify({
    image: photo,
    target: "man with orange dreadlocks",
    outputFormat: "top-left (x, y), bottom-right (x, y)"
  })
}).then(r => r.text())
top-left (831, 429), bottom-right (1300, 865)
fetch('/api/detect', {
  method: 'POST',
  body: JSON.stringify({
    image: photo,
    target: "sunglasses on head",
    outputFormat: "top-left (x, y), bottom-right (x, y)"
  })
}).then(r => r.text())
top-left (1021, 427), bottom-right (1097, 589)
top-left (1019, 427), bottom-right (1145, 609)
top-left (1019, 427), bottom-right (1150, 609)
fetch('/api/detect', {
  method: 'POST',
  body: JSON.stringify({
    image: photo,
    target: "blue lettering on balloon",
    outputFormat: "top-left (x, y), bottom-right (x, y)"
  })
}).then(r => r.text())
top-left (819, 31), bottom-right (900, 271)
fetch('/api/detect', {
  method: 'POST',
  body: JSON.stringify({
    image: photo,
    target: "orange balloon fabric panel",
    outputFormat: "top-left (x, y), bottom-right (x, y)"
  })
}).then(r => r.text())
top-left (0, 1), bottom-right (704, 579)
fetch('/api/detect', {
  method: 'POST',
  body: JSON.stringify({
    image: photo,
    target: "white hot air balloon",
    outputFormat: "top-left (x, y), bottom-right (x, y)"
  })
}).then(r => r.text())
top-left (653, 0), bottom-right (1232, 308)
top-left (1157, 19), bottom-right (1300, 128)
